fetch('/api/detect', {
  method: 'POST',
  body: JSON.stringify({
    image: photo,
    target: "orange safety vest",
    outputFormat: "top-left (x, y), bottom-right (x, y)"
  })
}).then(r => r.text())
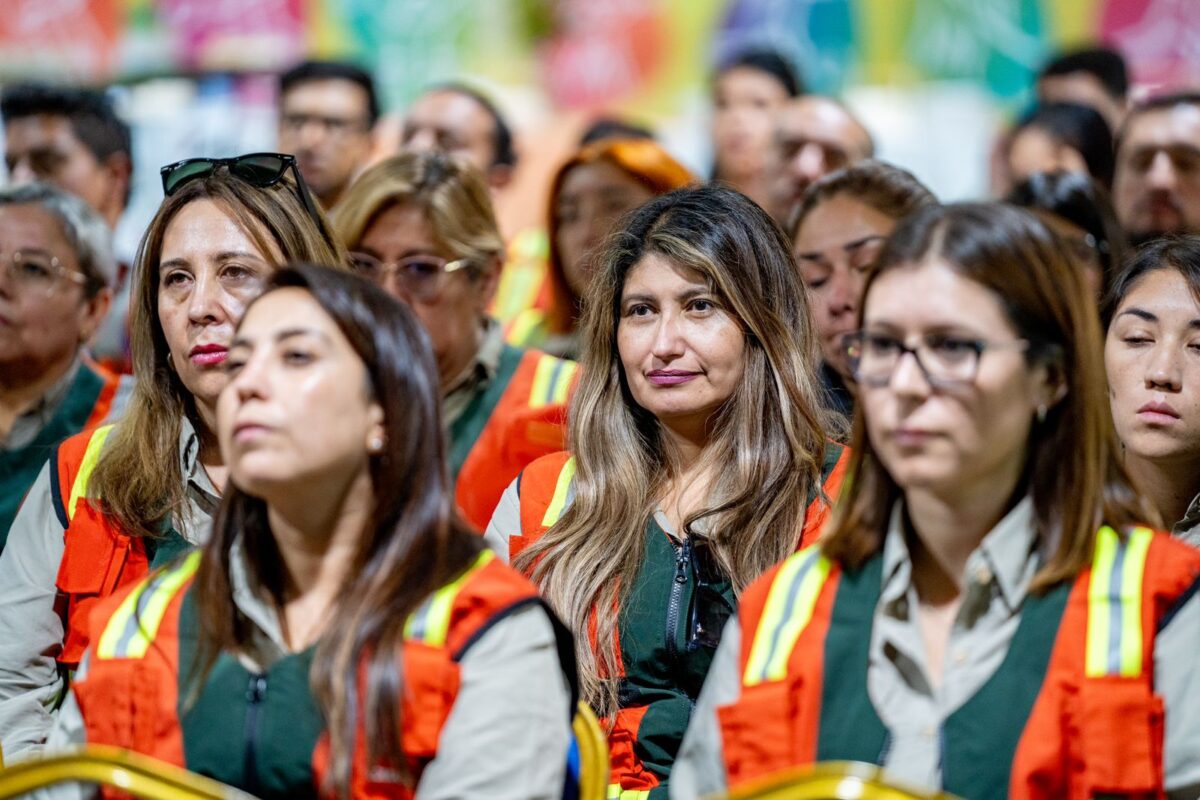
top-left (509, 444), bottom-right (851, 798)
top-left (453, 348), bottom-right (578, 531)
top-left (49, 424), bottom-right (153, 670)
top-left (720, 528), bottom-right (1200, 799)
top-left (74, 549), bottom-right (555, 799)
top-left (490, 228), bottom-right (554, 347)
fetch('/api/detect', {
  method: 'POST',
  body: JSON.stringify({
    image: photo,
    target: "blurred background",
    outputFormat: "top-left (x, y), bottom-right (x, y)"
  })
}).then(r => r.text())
top-left (2, 0), bottom-right (1197, 260)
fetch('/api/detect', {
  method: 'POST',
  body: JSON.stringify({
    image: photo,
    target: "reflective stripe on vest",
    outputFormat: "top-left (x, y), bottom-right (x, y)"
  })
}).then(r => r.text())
top-left (607, 785), bottom-right (650, 800)
top-left (404, 550), bottom-right (495, 646)
top-left (541, 457), bottom-right (577, 528)
top-left (743, 546), bottom-right (832, 686)
top-left (94, 550), bottom-right (201, 660)
top-left (67, 424), bottom-right (115, 520)
top-left (529, 355), bottom-right (578, 409)
top-left (1086, 525), bottom-right (1153, 677)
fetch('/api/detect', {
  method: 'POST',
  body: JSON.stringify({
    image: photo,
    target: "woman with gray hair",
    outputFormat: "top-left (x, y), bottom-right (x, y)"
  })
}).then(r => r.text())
top-left (0, 182), bottom-right (127, 543)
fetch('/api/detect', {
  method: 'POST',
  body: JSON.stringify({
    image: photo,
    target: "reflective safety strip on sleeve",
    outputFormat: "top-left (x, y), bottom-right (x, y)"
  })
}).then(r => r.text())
top-left (541, 457), bottom-right (577, 529)
top-left (529, 356), bottom-right (578, 408)
top-left (404, 550), bottom-right (496, 647)
top-left (95, 550), bottom-right (202, 661)
top-left (1085, 525), bottom-right (1153, 677)
top-left (743, 547), bottom-right (832, 687)
top-left (607, 785), bottom-right (650, 800)
top-left (67, 424), bottom-right (115, 521)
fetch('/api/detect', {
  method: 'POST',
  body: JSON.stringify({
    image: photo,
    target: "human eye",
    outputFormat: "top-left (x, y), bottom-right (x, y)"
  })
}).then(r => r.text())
top-left (687, 296), bottom-right (718, 314)
top-left (926, 333), bottom-right (981, 362)
top-left (402, 258), bottom-right (443, 279)
top-left (13, 254), bottom-right (53, 280)
top-left (224, 351), bottom-right (248, 375)
top-left (282, 347), bottom-right (314, 366)
top-left (623, 302), bottom-right (654, 318)
top-left (1121, 332), bottom-right (1153, 346)
top-left (161, 269), bottom-right (192, 289)
top-left (863, 332), bottom-right (901, 356)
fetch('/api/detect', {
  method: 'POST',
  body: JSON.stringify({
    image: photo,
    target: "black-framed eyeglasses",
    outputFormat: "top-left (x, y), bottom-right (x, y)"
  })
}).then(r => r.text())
top-left (349, 251), bottom-right (473, 303)
top-left (844, 330), bottom-right (1031, 388)
top-left (159, 152), bottom-right (323, 230)
top-left (686, 539), bottom-right (735, 654)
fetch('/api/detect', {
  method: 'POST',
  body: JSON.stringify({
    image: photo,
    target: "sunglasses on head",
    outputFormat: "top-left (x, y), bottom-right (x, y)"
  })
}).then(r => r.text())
top-left (159, 152), bottom-right (323, 229)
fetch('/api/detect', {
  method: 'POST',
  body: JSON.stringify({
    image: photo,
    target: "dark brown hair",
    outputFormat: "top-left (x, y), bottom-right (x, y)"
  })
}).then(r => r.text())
top-left (821, 202), bottom-right (1152, 588)
top-left (191, 264), bottom-right (482, 797)
top-left (789, 159), bottom-right (937, 239)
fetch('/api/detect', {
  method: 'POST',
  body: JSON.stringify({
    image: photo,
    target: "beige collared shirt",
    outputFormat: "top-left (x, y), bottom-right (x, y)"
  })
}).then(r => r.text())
top-left (0, 416), bottom-right (215, 758)
top-left (671, 498), bottom-right (1200, 799)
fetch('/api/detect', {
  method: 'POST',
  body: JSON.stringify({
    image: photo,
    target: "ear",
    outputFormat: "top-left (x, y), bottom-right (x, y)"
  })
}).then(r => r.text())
top-left (101, 151), bottom-right (132, 217)
top-left (473, 254), bottom-right (502, 314)
top-left (487, 163), bottom-right (514, 191)
top-left (1032, 358), bottom-right (1069, 412)
top-left (77, 287), bottom-right (112, 345)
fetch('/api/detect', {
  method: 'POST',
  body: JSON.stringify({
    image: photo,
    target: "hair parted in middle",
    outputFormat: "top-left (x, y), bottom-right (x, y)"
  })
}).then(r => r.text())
top-left (821, 202), bottom-right (1153, 588)
top-left (514, 183), bottom-right (838, 718)
top-left (331, 151), bottom-right (505, 274)
top-left (89, 167), bottom-right (346, 541)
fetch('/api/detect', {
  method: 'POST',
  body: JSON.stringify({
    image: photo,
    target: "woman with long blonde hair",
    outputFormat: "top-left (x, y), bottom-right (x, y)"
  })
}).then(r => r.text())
top-left (485, 184), bottom-right (848, 798)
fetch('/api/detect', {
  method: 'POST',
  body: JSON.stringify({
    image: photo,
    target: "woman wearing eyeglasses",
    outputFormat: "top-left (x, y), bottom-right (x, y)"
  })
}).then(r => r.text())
top-left (47, 264), bottom-right (575, 799)
top-left (672, 204), bottom-right (1200, 800)
top-left (484, 185), bottom-right (849, 799)
top-left (332, 152), bottom-right (576, 531)
top-left (0, 153), bottom-right (343, 757)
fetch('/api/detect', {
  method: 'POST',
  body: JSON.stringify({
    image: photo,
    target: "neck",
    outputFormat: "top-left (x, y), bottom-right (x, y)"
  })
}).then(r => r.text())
top-left (191, 406), bottom-right (227, 493)
top-left (658, 418), bottom-right (715, 529)
top-left (439, 320), bottom-right (485, 395)
top-left (1124, 450), bottom-right (1200, 529)
top-left (266, 466), bottom-right (374, 644)
top-left (903, 461), bottom-right (1024, 606)
top-left (0, 351), bottom-right (77, 438)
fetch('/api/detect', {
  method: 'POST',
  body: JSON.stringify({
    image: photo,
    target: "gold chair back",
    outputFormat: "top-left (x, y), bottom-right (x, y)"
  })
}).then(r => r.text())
top-left (717, 761), bottom-right (962, 800)
top-left (572, 701), bottom-right (609, 800)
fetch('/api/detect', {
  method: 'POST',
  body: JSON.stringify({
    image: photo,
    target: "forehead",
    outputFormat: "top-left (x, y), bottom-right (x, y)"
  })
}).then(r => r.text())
top-left (864, 259), bottom-right (1014, 334)
top-left (1121, 104), bottom-right (1200, 149)
top-left (1118, 267), bottom-right (1200, 316)
top-left (0, 202), bottom-right (65, 243)
top-left (1038, 72), bottom-right (1111, 104)
top-left (281, 78), bottom-right (370, 117)
top-left (360, 202), bottom-right (438, 249)
top-left (407, 91), bottom-right (493, 139)
top-left (161, 198), bottom-right (270, 256)
top-left (795, 194), bottom-right (896, 251)
top-left (622, 251), bottom-right (709, 294)
top-left (5, 114), bottom-right (86, 153)
top-left (716, 66), bottom-right (789, 99)
top-left (559, 160), bottom-right (642, 197)
top-left (778, 99), bottom-right (855, 143)
top-left (241, 287), bottom-right (332, 333)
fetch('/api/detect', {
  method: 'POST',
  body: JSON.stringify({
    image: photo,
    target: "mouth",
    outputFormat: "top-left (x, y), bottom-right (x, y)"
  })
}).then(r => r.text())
top-left (232, 421), bottom-right (272, 442)
top-left (889, 428), bottom-right (937, 447)
top-left (1137, 400), bottom-right (1181, 424)
top-left (189, 344), bottom-right (228, 367)
top-left (646, 369), bottom-right (701, 386)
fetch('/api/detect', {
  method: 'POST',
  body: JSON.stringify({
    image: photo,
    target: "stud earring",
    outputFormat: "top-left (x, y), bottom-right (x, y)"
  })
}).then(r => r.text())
top-left (369, 435), bottom-right (385, 453)
top-left (1036, 403), bottom-right (1048, 423)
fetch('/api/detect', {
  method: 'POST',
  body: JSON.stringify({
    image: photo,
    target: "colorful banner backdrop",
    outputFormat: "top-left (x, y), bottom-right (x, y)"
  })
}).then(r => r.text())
top-left (0, 0), bottom-right (1198, 112)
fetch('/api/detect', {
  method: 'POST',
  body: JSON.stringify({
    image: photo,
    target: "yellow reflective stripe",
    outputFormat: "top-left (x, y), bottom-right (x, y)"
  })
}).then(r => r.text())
top-left (494, 265), bottom-right (541, 319)
top-left (528, 356), bottom-right (578, 408)
top-left (743, 547), bottom-right (831, 686)
top-left (541, 458), bottom-right (577, 528)
top-left (404, 550), bottom-right (495, 646)
top-left (606, 785), bottom-right (649, 800)
top-left (1086, 526), bottom-right (1152, 677)
top-left (67, 424), bottom-right (114, 520)
top-left (506, 309), bottom-right (545, 346)
top-left (95, 551), bottom-right (201, 660)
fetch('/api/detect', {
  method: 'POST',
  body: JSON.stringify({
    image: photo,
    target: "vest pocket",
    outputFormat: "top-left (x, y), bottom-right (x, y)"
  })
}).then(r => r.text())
top-left (717, 679), bottom-right (800, 786)
top-left (1065, 677), bottom-right (1163, 797)
top-left (401, 645), bottom-right (461, 759)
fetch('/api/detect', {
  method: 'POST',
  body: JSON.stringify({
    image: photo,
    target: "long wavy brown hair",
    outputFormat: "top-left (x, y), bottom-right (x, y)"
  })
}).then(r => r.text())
top-left (514, 184), bottom-right (837, 718)
top-left (821, 203), bottom-right (1154, 588)
top-left (89, 171), bottom-right (344, 538)
top-left (191, 265), bottom-right (483, 798)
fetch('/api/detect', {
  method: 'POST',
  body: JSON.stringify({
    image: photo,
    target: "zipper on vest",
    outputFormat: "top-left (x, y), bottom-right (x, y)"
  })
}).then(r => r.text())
top-left (243, 673), bottom-right (268, 794)
top-left (665, 537), bottom-right (691, 663)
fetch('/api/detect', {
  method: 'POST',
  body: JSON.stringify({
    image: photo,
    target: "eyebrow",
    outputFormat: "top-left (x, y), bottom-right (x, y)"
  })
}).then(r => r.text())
top-left (621, 287), bottom-right (712, 304)
top-left (230, 327), bottom-right (332, 349)
top-left (796, 235), bottom-right (886, 262)
top-left (158, 250), bottom-right (264, 273)
top-left (1118, 308), bottom-right (1157, 323)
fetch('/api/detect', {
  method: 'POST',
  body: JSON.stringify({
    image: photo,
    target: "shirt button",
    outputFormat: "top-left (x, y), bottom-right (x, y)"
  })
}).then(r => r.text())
top-left (974, 565), bottom-right (993, 585)
top-left (922, 726), bottom-right (936, 739)
top-left (954, 649), bottom-right (967, 664)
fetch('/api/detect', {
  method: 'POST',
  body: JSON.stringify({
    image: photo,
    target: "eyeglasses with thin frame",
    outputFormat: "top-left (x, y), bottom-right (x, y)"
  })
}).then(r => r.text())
top-left (1, 251), bottom-right (90, 298)
top-left (348, 251), bottom-right (472, 302)
top-left (159, 152), bottom-right (323, 231)
top-left (844, 330), bottom-right (1031, 388)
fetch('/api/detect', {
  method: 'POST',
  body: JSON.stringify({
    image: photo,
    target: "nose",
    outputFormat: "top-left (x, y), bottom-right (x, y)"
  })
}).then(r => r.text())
top-left (9, 159), bottom-right (37, 185)
top-left (231, 350), bottom-right (270, 403)
top-left (1145, 341), bottom-right (1182, 391)
top-left (650, 309), bottom-right (687, 362)
top-left (825, 268), bottom-right (856, 318)
top-left (187, 271), bottom-right (225, 325)
top-left (405, 127), bottom-right (437, 154)
top-left (888, 348), bottom-right (932, 399)
top-left (1146, 151), bottom-right (1177, 190)
top-left (791, 143), bottom-right (827, 187)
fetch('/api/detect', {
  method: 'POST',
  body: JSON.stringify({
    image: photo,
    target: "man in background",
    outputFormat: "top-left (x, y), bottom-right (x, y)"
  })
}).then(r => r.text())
top-left (1113, 93), bottom-right (1200, 244)
top-left (278, 60), bottom-right (378, 209)
top-left (1037, 45), bottom-right (1129, 132)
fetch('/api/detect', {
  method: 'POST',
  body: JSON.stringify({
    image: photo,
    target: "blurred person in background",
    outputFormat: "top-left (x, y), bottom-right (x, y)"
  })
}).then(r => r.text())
top-left (1004, 102), bottom-right (1115, 190)
top-left (533, 137), bottom-right (695, 356)
top-left (1104, 236), bottom-right (1200, 547)
top-left (2, 83), bottom-right (134, 374)
top-left (771, 94), bottom-right (874, 226)
top-left (790, 161), bottom-right (937, 418)
top-left (1036, 45), bottom-right (1130, 132)
top-left (579, 116), bottom-right (656, 145)
top-left (277, 59), bottom-right (378, 210)
top-left (1113, 92), bottom-right (1200, 245)
top-left (0, 184), bottom-right (128, 545)
top-left (711, 48), bottom-right (803, 214)
top-left (1008, 170), bottom-right (1126, 297)
top-left (332, 152), bottom-right (575, 531)
top-left (0, 153), bottom-right (342, 758)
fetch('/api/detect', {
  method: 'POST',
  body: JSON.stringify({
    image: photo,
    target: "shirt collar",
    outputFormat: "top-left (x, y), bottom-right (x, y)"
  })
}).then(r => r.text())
top-left (1172, 492), bottom-right (1200, 547)
top-left (881, 495), bottom-right (1039, 614)
top-left (444, 317), bottom-right (503, 395)
top-left (178, 414), bottom-right (218, 498)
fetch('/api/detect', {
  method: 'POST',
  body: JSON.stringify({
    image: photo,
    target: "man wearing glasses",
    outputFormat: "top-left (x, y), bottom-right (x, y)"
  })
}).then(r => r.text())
top-left (0, 184), bottom-right (127, 547)
top-left (278, 60), bottom-right (378, 210)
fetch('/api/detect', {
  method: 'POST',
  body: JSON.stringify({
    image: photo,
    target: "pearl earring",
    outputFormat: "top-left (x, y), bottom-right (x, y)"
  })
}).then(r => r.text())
top-left (1036, 404), bottom-right (1048, 423)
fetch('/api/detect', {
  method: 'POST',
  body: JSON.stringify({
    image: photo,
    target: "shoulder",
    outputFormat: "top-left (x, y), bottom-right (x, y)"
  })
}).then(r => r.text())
top-left (86, 550), bottom-right (201, 653)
